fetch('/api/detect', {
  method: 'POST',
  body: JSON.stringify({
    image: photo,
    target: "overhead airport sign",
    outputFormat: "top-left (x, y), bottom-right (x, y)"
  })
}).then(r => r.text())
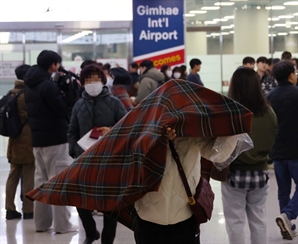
top-left (132, 0), bottom-right (185, 69)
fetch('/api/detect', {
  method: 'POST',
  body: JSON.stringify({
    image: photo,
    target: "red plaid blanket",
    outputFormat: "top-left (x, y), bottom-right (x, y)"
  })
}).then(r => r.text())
top-left (111, 84), bottom-right (135, 111)
top-left (26, 79), bottom-right (252, 229)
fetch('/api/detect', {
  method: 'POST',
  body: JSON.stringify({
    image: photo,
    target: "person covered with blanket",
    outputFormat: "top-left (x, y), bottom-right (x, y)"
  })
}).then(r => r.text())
top-left (26, 79), bottom-right (254, 244)
top-left (109, 67), bottom-right (137, 112)
top-left (221, 67), bottom-right (277, 244)
top-left (134, 126), bottom-right (248, 244)
top-left (67, 64), bottom-right (127, 244)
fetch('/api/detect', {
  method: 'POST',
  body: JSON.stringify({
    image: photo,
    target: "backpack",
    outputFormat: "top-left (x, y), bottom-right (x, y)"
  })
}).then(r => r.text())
top-left (0, 90), bottom-right (27, 138)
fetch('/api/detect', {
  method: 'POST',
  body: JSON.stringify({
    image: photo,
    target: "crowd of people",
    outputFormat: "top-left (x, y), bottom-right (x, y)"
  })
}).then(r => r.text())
top-left (3, 49), bottom-right (298, 244)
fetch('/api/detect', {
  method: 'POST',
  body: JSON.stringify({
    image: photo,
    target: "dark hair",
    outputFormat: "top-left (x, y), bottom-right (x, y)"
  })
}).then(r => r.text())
top-left (242, 56), bottom-right (255, 65)
top-left (189, 58), bottom-right (202, 69)
top-left (272, 61), bottom-right (295, 82)
top-left (291, 58), bottom-right (298, 67)
top-left (180, 65), bottom-right (186, 73)
top-left (109, 67), bottom-right (131, 85)
top-left (37, 50), bottom-right (61, 71)
top-left (256, 56), bottom-right (267, 63)
top-left (103, 63), bottom-right (111, 71)
top-left (281, 51), bottom-right (292, 60)
top-left (172, 66), bottom-right (181, 73)
top-left (15, 64), bottom-right (31, 80)
top-left (130, 62), bottom-right (139, 69)
top-left (140, 59), bottom-right (154, 69)
top-left (160, 65), bottom-right (170, 74)
top-left (80, 64), bottom-right (107, 86)
top-left (80, 60), bottom-right (97, 69)
top-left (267, 58), bottom-right (280, 66)
top-left (228, 67), bottom-right (268, 117)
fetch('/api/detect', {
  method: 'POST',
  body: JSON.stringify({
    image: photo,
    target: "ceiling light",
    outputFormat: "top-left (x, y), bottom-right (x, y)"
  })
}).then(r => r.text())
top-left (220, 18), bottom-right (228, 22)
top-left (268, 34), bottom-right (277, 37)
top-left (185, 14), bottom-right (195, 17)
top-left (295, 26), bottom-right (298, 29)
top-left (290, 31), bottom-right (298, 34)
top-left (256, 6), bottom-right (261, 9)
top-left (221, 32), bottom-right (230, 35)
top-left (265, 6), bottom-right (285, 10)
top-left (229, 0), bottom-right (248, 1)
top-left (210, 33), bottom-right (220, 36)
top-left (268, 17), bottom-right (280, 21)
top-left (289, 22), bottom-right (298, 25)
top-left (221, 25), bottom-right (233, 29)
top-left (284, 1), bottom-right (298, 5)
top-left (214, 2), bottom-right (234, 6)
top-left (274, 24), bottom-right (287, 27)
top-left (204, 20), bottom-right (217, 24)
top-left (229, 31), bottom-right (234, 34)
top-left (293, 13), bottom-right (298, 16)
top-left (225, 15), bottom-right (234, 19)
top-left (277, 32), bottom-right (288, 36)
top-left (189, 10), bottom-right (207, 14)
top-left (201, 6), bottom-right (220, 10)
top-left (278, 15), bottom-right (294, 19)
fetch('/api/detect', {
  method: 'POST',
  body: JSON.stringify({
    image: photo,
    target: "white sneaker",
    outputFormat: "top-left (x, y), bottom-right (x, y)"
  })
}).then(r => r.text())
top-left (55, 225), bottom-right (78, 234)
top-left (276, 213), bottom-right (294, 240)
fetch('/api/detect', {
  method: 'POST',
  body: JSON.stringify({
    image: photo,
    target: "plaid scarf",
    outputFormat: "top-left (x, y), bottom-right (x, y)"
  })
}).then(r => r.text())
top-left (111, 84), bottom-right (136, 112)
top-left (26, 79), bottom-right (253, 229)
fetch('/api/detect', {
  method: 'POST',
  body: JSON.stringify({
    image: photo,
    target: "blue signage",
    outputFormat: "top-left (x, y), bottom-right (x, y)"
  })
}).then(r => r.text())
top-left (133, 0), bottom-right (184, 58)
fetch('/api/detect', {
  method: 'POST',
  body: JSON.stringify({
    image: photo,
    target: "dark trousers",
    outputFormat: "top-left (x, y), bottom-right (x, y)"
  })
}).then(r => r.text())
top-left (77, 207), bottom-right (117, 244)
top-left (134, 214), bottom-right (200, 244)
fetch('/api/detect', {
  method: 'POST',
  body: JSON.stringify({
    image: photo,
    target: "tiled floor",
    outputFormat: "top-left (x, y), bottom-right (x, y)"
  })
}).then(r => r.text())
top-left (0, 136), bottom-right (297, 244)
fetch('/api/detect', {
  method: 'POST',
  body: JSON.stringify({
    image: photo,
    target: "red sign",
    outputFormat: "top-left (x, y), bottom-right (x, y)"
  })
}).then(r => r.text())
top-left (134, 48), bottom-right (184, 69)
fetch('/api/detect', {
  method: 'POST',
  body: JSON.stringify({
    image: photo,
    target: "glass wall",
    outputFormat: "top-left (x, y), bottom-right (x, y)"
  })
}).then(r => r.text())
top-left (184, 0), bottom-right (298, 93)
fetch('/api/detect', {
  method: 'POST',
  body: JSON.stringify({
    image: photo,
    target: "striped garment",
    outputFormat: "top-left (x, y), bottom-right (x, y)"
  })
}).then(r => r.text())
top-left (26, 79), bottom-right (253, 229)
top-left (111, 84), bottom-right (136, 112)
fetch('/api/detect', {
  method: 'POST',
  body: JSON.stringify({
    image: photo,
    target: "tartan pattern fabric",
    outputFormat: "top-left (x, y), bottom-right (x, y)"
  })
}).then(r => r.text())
top-left (111, 85), bottom-right (136, 112)
top-left (228, 170), bottom-right (269, 190)
top-left (26, 79), bottom-right (253, 229)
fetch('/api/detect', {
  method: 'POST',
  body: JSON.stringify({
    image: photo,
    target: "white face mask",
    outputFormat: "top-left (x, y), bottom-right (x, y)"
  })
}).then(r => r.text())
top-left (137, 69), bottom-right (141, 75)
top-left (166, 70), bottom-right (172, 78)
top-left (85, 82), bottom-right (103, 97)
top-left (173, 72), bottom-right (181, 79)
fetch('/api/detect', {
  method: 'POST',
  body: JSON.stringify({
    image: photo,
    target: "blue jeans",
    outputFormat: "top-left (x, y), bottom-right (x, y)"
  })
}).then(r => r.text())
top-left (274, 160), bottom-right (298, 220)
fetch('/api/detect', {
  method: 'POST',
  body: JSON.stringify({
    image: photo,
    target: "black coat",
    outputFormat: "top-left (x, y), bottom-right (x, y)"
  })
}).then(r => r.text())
top-left (267, 81), bottom-right (298, 160)
top-left (24, 65), bottom-right (69, 147)
top-left (67, 87), bottom-right (127, 158)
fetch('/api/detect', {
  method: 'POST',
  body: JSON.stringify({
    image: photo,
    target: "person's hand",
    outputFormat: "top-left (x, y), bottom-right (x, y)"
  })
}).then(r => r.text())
top-left (97, 126), bottom-right (110, 135)
top-left (165, 127), bottom-right (176, 140)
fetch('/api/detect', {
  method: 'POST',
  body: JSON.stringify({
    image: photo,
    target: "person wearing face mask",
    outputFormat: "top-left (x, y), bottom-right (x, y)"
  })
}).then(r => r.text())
top-left (67, 64), bottom-right (127, 244)
top-left (135, 60), bottom-right (165, 105)
top-left (160, 65), bottom-right (172, 82)
top-left (172, 66), bottom-right (182, 79)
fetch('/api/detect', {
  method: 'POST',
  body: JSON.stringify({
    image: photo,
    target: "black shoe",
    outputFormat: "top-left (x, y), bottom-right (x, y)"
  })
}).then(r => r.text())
top-left (6, 210), bottom-right (22, 220)
top-left (23, 212), bottom-right (33, 219)
top-left (82, 230), bottom-right (100, 244)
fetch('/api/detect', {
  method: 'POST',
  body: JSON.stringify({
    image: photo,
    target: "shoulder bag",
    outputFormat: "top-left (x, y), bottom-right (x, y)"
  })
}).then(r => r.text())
top-left (169, 140), bottom-right (215, 224)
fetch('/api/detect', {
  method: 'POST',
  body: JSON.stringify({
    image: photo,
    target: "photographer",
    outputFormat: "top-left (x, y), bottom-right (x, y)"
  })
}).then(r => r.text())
top-left (52, 66), bottom-right (81, 119)
top-left (24, 50), bottom-right (76, 234)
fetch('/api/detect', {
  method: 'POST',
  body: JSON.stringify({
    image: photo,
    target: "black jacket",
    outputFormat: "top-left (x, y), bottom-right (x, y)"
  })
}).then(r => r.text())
top-left (267, 81), bottom-right (298, 160)
top-left (24, 65), bottom-right (69, 147)
top-left (68, 87), bottom-right (127, 158)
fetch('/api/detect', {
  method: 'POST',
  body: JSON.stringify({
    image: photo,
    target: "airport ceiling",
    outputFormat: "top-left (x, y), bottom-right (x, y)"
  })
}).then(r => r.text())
top-left (185, 0), bottom-right (298, 35)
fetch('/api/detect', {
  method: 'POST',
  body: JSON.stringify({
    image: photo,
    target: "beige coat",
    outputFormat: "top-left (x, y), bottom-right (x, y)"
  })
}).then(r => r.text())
top-left (7, 80), bottom-right (34, 164)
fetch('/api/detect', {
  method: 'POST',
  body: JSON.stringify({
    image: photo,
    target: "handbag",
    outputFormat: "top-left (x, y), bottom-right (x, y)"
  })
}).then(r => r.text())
top-left (169, 140), bottom-right (215, 224)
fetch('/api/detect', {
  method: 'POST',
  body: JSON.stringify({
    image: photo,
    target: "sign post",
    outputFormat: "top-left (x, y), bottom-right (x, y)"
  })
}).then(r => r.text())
top-left (132, 0), bottom-right (185, 69)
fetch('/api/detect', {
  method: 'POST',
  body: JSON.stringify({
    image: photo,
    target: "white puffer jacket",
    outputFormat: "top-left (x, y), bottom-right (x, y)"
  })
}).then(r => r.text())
top-left (135, 136), bottom-right (237, 225)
